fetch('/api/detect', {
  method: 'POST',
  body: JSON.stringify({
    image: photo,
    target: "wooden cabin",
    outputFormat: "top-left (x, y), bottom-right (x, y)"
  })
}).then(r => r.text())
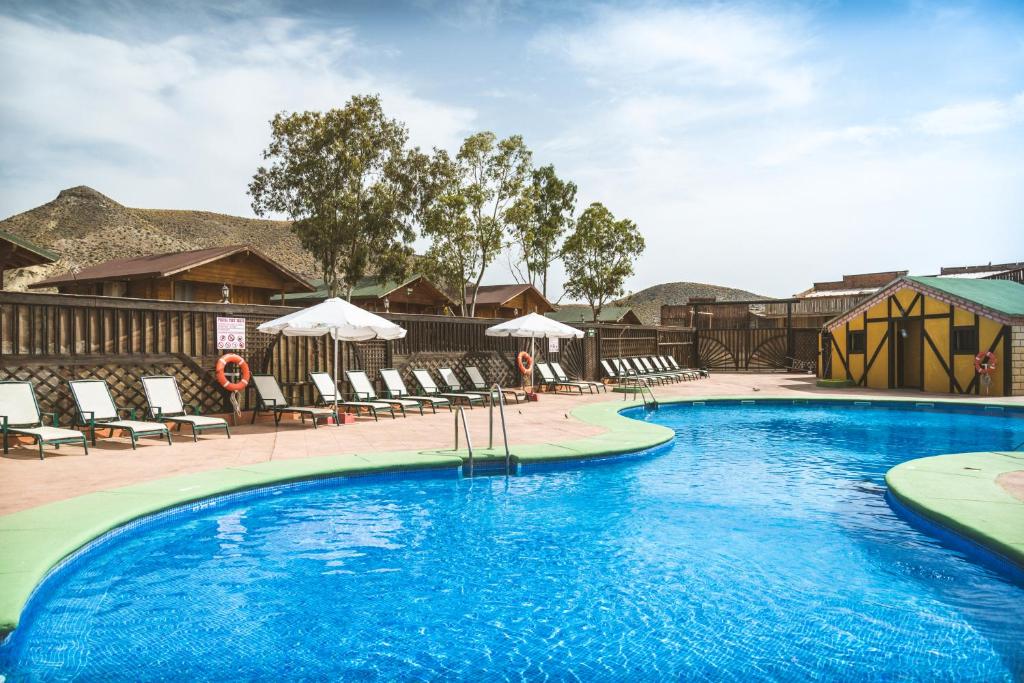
top-left (468, 284), bottom-right (554, 319)
top-left (277, 274), bottom-right (454, 314)
top-left (30, 245), bottom-right (314, 304)
top-left (0, 229), bottom-right (58, 290)
top-left (547, 305), bottom-right (642, 325)
top-left (820, 276), bottom-right (1024, 396)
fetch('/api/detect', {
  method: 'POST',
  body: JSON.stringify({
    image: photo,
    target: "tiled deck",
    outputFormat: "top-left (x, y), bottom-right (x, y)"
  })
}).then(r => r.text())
top-left (3, 372), bottom-right (1021, 515)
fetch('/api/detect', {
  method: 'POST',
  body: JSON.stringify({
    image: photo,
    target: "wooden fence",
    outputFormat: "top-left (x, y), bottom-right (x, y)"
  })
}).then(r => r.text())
top-left (0, 291), bottom-right (695, 425)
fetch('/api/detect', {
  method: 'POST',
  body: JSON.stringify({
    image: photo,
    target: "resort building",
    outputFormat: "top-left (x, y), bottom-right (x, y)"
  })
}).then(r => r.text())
top-left (466, 284), bottom-right (555, 319)
top-left (0, 229), bottom-right (58, 290)
top-left (820, 275), bottom-right (1024, 396)
top-left (934, 261), bottom-right (1024, 284)
top-left (547, 305), bottom-right (643, 325)
top-left (276, 274), bottom-right (455, 314)
top-left (29, 245), bottom-right (314, 304)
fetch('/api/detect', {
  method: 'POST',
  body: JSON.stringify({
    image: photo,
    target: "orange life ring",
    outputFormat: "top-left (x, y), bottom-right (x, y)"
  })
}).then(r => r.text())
top-left (516, 351), bottom-right (534, 375)
top-left (216, 353), bottom-right (251, 392)
top-left (974, 351), bottom-right (997, 375)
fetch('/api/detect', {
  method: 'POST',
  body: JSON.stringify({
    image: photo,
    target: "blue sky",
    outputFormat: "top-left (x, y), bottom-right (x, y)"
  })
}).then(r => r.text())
top-left (1, 0), bottom-right (1023, 297)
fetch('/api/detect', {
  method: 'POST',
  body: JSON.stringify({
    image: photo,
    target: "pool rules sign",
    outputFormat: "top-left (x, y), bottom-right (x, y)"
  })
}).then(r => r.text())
top-left (216, 317), bottom-right (246, 350)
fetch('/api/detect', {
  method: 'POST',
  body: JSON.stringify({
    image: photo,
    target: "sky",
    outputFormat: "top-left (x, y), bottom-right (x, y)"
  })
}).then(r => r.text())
top-left (1, 0), bottom-right (1023, 298)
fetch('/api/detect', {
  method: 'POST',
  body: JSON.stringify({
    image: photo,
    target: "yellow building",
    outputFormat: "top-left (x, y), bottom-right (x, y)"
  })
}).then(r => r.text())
top-left (820, 276), bottom-right (1024, 396)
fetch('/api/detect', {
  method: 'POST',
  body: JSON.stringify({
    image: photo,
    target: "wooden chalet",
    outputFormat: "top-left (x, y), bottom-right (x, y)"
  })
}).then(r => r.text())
top-left (821, 276), bottom-right (1024, 396)
top-left (547, 305), bottom-right (642, 325)
top-left (468, 284), bottom-right (554, 319)
top-left (0, 229), bottom-right (58, 290)
top-left (29, 245), bottom-right (314, 304)
top-left (276, 273), bottom-right (454, 314)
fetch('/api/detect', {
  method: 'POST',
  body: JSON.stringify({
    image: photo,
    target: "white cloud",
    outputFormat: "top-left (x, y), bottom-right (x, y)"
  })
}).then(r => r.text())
top-left (0, 15), bottom-right (476, 217)
top-left (757, 125), bottom-right (900, 166)
top-left (914, 93), bottom-right (1024, 135)
top-left (535, 5), bottom-right (819, 113)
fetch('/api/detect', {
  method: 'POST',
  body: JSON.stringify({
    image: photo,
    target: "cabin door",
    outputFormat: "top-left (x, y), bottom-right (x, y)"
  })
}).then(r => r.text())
top-left (895, 318), bottom-right (923, 389)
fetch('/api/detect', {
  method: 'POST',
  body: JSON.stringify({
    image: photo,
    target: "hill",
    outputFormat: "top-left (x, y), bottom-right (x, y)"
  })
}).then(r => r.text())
top-left (614, 281), bottom-right (767, 325)
top-left (0, 186), bottom-right (316, 291)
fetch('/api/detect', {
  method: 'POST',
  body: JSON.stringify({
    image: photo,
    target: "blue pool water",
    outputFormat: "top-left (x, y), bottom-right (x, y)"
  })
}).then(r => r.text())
top-left (3, 401), bottom-right (1024, 681)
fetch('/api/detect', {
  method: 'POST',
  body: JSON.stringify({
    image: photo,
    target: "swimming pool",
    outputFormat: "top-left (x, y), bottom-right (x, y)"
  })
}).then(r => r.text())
top-left (2, 401), bottom-right (1023, 680)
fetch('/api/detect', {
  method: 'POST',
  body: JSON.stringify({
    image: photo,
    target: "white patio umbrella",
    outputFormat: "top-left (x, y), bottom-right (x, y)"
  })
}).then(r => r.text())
top-left (485, 312), bottom-right (584, 387)
top-left (257, 298), bottom-right (407, 421)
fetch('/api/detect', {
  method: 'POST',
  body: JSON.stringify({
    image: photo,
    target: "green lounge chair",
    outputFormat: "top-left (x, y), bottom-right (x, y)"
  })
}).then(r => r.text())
top-left (141, 375), bottom-right (230, 441)
top-left (464, 366), bottom-right (525, 404)
top-left (379, 369), bottom-right (451, 413)
top-left (0, 380), bottom-right (89, 459)
top-left (69, 379), bottom-right (172, 448)
top-left (411, 369), bottom-right (484, 408)
top-left (250, 374), bottom-right (336, 428)
top-left (310, 372), bottom-right (397, 421)
top-left (346, 370), bottom-right (423, 416)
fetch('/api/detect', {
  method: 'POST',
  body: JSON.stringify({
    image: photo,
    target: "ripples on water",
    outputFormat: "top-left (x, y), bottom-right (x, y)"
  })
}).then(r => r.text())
top-left (2, 403), bottom-right (1023, 681)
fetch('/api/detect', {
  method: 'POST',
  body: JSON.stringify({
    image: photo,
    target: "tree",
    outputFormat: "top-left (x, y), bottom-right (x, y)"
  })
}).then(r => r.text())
top-left (507, 164), bottom-right (577, 297)
top-left (248, 94), bottom-right (421, 299)
top-left (420, 132), bottom-right (532, 317)
top-left (562, 202), bottom-right (645, 322)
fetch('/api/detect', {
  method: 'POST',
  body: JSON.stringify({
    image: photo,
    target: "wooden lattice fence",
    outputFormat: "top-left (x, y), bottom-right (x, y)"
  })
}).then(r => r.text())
top-left (0, 291), bottom-right (697, 423)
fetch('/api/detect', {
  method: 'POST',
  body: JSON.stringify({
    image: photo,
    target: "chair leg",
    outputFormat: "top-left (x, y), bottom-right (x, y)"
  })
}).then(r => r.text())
top-left (38, 439), bottom-right (44, 460)
top-left (251, 408), bottom-right (258, 424)
top-left (2, 431), bottom-right (7, 455)
top-left (130, 432), bottom-right (137, 450)
top-left (165, 429), bottom-right (173, 446)
top-left (225, 425), bottom-right (231, 439)
top-left (81, 437), bottom-right (89, 455)
top-left (192, 424), bottom-right (198, 442)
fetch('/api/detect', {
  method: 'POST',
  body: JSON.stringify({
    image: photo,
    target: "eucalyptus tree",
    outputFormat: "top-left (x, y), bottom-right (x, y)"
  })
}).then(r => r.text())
top-left (248, 94), bottom-right (421, 299)
top-left (562, 202), bottom-right (646, 322)
top-left (507, 164), bottom-right (577, 298)
top-left (420, 132), bottom-right (532, 317)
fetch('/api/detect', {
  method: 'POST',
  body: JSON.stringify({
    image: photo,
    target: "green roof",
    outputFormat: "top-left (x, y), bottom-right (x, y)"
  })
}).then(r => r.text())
top-left (908, 276), bottom-right (1024, 317)
top-left (547, 305), bottom-right (634, 323)
top-left (273, 273), bottom-right (449, 303)
top-left (0, 229), bottom-right (59, 265)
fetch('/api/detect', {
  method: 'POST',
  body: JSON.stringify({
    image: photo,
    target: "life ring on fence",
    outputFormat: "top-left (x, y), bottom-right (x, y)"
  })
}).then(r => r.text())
top-left (974, 351), bottom-right (997, 375)
top-left (516, 351), bottom-right (534, 375)
top-left (216, 353), bottom-right (251, 392)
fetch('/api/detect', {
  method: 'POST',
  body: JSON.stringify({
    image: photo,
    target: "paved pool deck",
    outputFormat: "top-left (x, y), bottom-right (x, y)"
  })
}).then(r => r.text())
top-left (1, 372), bottom-right (1022, 635)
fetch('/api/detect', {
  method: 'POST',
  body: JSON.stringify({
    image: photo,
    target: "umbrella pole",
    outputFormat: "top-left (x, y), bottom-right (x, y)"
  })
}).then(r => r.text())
top-left (530, 336), bottom-right (535, 390)
top-left (333, 332), bottom-right (340, 426)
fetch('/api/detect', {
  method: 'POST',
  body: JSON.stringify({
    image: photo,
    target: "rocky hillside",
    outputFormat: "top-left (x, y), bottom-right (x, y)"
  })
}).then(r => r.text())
top-left (0, 186), bottom-right (315, 291)
top-left (615, 281), bottom-right (767, 325)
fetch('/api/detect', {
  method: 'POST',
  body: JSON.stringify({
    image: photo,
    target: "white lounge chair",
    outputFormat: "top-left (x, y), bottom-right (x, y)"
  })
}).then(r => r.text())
top-left (0, 381), bottom-right (89, 459)
top-left (535, 362), bottom-right (586, 393)
top-left (141, 375), bottom-right (230, 442)
top-left (438, 367), bottom-right (495, 404)
top-left (250, 374), bottom-right (335, 428)
top-left (310, 371), bottom-right (397, 421)
top-left (411, 369), bottom-right (484, 408)
top-left (69, 379), bottom-right (172, 448)
top-left (379, 369), bottom-right (451, 413)
top-left (550, 361), bottom-right (607, 393)
top-left (346, 370), bottom-right (422, 416)
top-left (464, 366), bottom-right (525, 404)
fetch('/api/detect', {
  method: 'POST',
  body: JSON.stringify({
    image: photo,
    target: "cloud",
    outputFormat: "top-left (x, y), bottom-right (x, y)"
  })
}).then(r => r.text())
top-left (535, 5), bottom-right (819, 114)
top-left (0, 14), bottom-right (476, 217)
top-left (913, 93), bottom-right (1024, 135)
top-left (757, 125), bottom-right (900, 166)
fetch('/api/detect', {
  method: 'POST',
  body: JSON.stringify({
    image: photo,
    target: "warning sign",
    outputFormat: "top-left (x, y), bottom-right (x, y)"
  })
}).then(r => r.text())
top-left (216, 317), bottom-right (246, 350)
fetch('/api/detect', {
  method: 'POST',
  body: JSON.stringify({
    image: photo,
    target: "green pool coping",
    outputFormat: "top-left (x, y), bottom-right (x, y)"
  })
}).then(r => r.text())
top-left (1, 393), bottom-right (1021, 637)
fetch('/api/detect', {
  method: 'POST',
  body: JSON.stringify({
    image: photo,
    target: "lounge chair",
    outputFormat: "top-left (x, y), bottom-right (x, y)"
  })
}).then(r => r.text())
top-left (438, 367), bottom-right (492, 403)
top-left (411, 369), bottom-right (485, 408)
top-left (141, 375), bottom-right (230, 441)
top-left (0, 381), bottom-right (89, 459)
top-left (662, 355), bottom-right (707, 378)
top-left (600, 359), bottom-right (625, 383)
top-left (535, 362), bottom-right (587, 393)
top-left (550, 361), bottom-right (607, 393)
top-left (614, 358), bottom-right (654, 386)
top-left (657, 356), bottom-right (700, 380)
top-left (464, 366), bottom-right (525, 404)
top-left (69, 379), bottom-right (172, 448)
top-left (250, 374), bottom-right (335, 428)
top-left (310, 372), bottom-right (397, 421)
top-left (346, 370), bottom-right (423, 416)
top-left (379, 369), bottom-right (451, 413)
top-left (630, 357), bottom-right (674, 384)
top-left (641, 357), bottom-right (682, 382)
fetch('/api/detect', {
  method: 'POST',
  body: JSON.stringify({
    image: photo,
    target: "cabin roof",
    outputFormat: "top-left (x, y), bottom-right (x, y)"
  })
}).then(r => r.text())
top-left (30, 245), bottom-right (314, 291)
top-left (547, 305), bottom-right (639, 324)
top-left (468, 284), bottom-right (555, 312)
top-left (0, 229), bottom-right (59, 268)
top-left (275, 273), bottom-right (454, 304)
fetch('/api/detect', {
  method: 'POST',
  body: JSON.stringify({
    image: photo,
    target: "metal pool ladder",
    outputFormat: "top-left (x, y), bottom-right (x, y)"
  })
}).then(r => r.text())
top-left (622, 375), bottom-right (657, 409)
top-left (489, 384), bottom-right (512, 475)
top-left (452, 406), bottom-right (475, 475)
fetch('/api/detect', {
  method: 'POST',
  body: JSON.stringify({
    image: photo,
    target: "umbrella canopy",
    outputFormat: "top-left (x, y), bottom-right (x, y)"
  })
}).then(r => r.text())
top-left (257, 298), bottom-right (405, 424)
top-left (484, 312), bottom-right (584, 339)
top-left (257, 298), bottom-right (406, 341)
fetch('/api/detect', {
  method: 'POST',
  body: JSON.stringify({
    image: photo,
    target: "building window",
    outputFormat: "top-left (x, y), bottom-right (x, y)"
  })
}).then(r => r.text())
top-left (173, 281), bottom-right (196, 302)
top-left (951, 327), bottom-right (977, 355)
top-left (848, 330), bottom-right (866, 354)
